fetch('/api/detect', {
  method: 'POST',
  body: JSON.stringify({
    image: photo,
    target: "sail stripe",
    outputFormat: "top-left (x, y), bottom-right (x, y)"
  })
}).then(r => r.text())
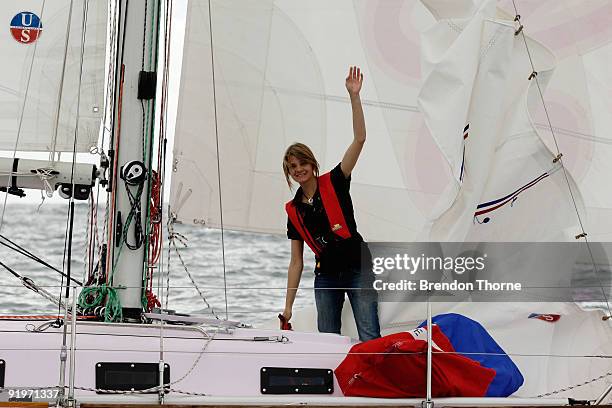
top-left (459, 124), bottom-right (469, 181)
top-left (476, 172), bottom-right (549, 210)
top-left (459, 145), bottom-right (466, 182)
top-left (475, 173), bottom-right (549, 216)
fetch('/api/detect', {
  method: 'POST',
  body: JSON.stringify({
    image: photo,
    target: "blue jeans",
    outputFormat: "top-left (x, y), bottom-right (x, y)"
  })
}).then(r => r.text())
top-left (314, 267), bottom-right (380, 341)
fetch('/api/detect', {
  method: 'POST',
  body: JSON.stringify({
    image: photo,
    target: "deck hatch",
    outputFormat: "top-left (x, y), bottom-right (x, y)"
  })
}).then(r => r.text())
top-left (260, 367), bottom-right (333, 394)
top-left (95, 362), bottom-right (169, 393)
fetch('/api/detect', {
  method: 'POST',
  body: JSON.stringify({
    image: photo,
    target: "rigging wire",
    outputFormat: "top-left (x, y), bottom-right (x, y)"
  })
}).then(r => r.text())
top-left (157, 0), bottom-right (171, 384)
top-left (100, 0), bottom-right (119, 144)
top-left (0, 234), bottom-right (82, 286)
top-left (510, 0), bottom-right (612, 320)
top-left (510, 0), bottom-right (612, 399)
top-left (0, 336), bottom-right (607, 359)
top-left (90, 0), bottom-right (122, 289)
top-left (207, 0), bottom-right (229, 320)
top-left (145, 0), bottom-right (172, 311)
top-left (56, 12), bottom-right (91, 392)
top-left (0, 260), bottom-right (71, 310)
top-left (63, 0), bottom-right (90, 299)
top-left (155, 0), bottom-right (173, 315)
top-left (93, 0), bottom-right (121, 289)
top-left (75, 0), bottom-right (124, 324)
top-left (56, 0), bottom-right (78, 324)
top-left (49, 0), bottom-right (80, 165)
top-left (86, 0), bottom-right (132, 324)
top-left (0, 1), bottom-right (47, 233)
top-left (157, 0), bottom-right (174, 378)
top-left (168, 228), bottom-right (219, 317)
top-left (63, 328), bottom-right (218, 396)
top-left (142, 0), bottom-right (162, 313)
top-left (104, 0), bottom-right (129, 289)
top-left (147, 0), bottom-right (173, 305)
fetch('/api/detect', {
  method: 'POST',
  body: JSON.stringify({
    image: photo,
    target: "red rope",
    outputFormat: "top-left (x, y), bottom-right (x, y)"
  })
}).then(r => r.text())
top-left (0, 315), bottom-right (97, 320)
top-left (145, 290), bottom-right (161, 312)
top-left (144, 2), bottom-right (174, 312)
top-left (145, 171), bottom-right (162, 311)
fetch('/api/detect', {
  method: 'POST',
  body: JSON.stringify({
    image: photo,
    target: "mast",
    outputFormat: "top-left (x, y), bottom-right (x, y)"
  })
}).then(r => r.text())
top-left (108, 0), bottom-right (161, 319)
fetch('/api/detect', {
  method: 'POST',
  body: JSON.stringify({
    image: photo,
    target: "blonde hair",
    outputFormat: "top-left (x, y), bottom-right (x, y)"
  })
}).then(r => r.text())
top-left (282, 143), bottom-right (319, 188)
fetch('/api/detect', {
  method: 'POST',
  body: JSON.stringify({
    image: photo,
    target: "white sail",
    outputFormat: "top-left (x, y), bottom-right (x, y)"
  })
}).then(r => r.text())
top-left (418, 0), bottom-right (583, 242)
top-left (0, 0), bottom-right (107, 153)
top-left (170, 0), bottom-right (427, 241)
top-left (171, 0), bottom-right (612, 243)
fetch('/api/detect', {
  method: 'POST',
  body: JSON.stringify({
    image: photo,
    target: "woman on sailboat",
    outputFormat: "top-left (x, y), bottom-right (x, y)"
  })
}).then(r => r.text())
top-left (280, 66), bottom-right (380, 342)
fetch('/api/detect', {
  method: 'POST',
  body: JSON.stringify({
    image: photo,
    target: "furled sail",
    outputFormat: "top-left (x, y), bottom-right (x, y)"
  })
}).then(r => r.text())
top-left (171, 0), bottom-right (612, 242)
top-left (418, 0), bottom-right (583, 241)
top-left (0, 0), bottom-right (107, 153)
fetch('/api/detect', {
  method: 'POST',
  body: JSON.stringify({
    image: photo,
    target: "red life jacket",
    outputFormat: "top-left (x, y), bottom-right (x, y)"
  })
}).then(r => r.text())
top-left (285, 172), bottom-right (352, 257)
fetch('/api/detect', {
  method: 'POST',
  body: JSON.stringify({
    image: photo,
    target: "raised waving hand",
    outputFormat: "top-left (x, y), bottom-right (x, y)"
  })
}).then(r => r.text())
top-left (341, 66), bottom-right (366, 178)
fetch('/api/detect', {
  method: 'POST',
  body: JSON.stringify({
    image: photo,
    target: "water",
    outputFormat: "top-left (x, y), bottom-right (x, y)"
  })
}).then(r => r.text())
top-left (0, 203), bottom-right (315, 326)
top-left (0, 203), bottom-right (610, 326)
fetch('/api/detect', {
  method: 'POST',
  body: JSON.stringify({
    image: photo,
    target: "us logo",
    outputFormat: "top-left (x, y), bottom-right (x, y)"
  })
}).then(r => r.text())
top-left (10, 12), bottom-right (43, 44)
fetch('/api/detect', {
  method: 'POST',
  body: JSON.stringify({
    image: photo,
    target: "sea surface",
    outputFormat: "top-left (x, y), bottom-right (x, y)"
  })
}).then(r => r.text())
top-left (0, 203), bottom-right (610, 326)
top-left (0, 203), bottom-right (315, 327)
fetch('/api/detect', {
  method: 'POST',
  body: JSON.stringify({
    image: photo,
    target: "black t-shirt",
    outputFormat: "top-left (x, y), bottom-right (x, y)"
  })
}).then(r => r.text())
top-left (287, 163), bottom-right (368, 274)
